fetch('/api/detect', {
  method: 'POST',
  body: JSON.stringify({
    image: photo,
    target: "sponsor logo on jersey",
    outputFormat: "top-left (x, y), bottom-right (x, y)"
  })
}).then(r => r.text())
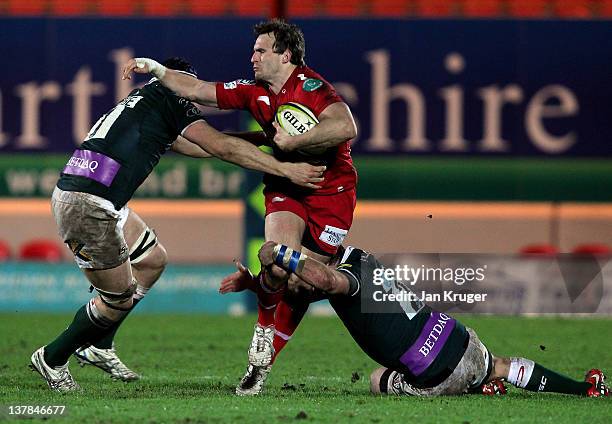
top-left (417, 313), bottom-right (453, 358)
top-left (303, 78), bottom-right (323, 92)
top-left (63, 150), bottom-right (121, 187)
top-left (238, 79), bottom-right (255, 85)
top-left (272, 196), bottom-right (286, 203)
top-left (297, 73), bottom-right (308, 81)
top-left (257, 96), bottom-right (270, 106)
top-left (186, 106), bottom-right (202, 117)
top-left (319, 225), bottom-right (348, 247)
top-left (224, 81), bottom-right (237, 90)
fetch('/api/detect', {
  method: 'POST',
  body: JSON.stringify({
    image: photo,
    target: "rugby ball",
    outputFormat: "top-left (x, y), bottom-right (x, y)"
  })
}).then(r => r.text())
top-left (275, 102), bottom-right (319, 136)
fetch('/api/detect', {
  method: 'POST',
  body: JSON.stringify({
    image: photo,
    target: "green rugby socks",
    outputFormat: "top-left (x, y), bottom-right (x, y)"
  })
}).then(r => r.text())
top-left (507, 357), bottom-right (591, 395)
top-left (44, 301), bottom-right (113, 367)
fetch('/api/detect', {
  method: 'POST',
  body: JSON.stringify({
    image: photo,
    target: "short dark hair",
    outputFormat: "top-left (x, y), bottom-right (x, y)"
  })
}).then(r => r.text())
top-left (162, 57), bottom-right (198, 77)
top-left (254, 19), bottom-right (306, 66)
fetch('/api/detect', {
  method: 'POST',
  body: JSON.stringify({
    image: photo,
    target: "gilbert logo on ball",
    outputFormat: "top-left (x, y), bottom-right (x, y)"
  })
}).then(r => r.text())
top-left (275, 103), bottom-right (319, 136)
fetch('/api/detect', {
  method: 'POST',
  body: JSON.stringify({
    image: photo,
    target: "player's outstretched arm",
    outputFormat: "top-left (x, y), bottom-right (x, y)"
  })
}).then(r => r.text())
top-left (273, 102), bottom-right (357, 152)
top-left (183, 121), bottom-right (325, 189)
top-left (258, 241), bottom-right (350, 295)
top-left (171, 136), bottom-right (213, 158)
top-left (122, 58), bottom-right (218, 107)
top-left (219, 261), bottom-right (257, 294)
top-left (224, 131), bottom-right (270, 147)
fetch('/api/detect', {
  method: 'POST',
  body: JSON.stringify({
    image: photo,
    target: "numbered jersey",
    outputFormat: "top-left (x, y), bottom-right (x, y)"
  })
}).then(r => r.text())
top-left (332, 247), bottom-right (468, 385)
top-left (57, 80), bottom-right (204, 209)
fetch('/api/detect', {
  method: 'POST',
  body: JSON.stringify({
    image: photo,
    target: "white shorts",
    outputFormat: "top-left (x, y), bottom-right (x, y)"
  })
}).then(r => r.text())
top-left (51, 187), bottom-right (130, 269)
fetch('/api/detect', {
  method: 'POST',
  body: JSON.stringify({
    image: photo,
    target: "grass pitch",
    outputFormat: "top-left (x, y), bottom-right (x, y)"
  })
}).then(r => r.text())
top-left (0, 313), bottom-right (610, 423)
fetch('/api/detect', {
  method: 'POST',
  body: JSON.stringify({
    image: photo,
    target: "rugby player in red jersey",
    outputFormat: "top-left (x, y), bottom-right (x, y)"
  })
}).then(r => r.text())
top-left (123, 19), bottom-right (358, 394)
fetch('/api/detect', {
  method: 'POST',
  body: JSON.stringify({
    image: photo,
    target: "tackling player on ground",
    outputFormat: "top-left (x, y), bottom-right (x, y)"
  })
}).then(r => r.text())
top-left (122, 19), bottom-right (358, 395)
top-left (30, 58), bottom-right (324, 392)
top-left (220, 241), bottom-right (610, 398)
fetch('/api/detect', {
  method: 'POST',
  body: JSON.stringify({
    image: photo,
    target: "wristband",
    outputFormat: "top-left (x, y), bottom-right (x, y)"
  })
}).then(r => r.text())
top-left (135, 58), bottom-right (167, 79)
top-left (273, 244), bottom-right (308, 273)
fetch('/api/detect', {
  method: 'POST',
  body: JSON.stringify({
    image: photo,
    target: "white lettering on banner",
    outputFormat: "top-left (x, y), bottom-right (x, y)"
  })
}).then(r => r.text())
top-left (365, 49), bottom-right (429, 152)
top-left (318, 225), bottom-right (348, 247)
top-left (5, 168), bottom-right (59, 195)
top-left (66, 67), bottom-right (106, 143)
top-left (198, 165), bottom-right (243, 197)
top-left (137, 163), bottom-right (187, 197)
top-left (362, 49), bottom-right (579, 154)
top-left (438, 52), bottom-right (467, 152)
top-left (14, 81), bottom-right (61, 148)
top-left (526, 85), bottom-right (578, 153)
top-left (0, 47), bottom-right (581, 154)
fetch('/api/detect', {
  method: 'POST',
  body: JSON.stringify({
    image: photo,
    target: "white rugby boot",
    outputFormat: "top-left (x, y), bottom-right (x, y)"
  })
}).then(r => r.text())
top-left (30, 347), bottom-right (80, 392)
top-left (247, 324), bottom-right (275, 367)
top-left (235, 324), bottom-right (275, 395)
top-left (74, 344), bottom-right (140, 381)
top-left (235, 364), bottom-right (272, 396)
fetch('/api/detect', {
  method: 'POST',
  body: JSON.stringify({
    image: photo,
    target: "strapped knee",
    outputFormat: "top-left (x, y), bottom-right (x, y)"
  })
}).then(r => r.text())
top-left (93, 279), bottom-right (137, 311)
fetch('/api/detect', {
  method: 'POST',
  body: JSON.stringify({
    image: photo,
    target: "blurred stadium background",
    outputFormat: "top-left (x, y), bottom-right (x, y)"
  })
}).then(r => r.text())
top-left (1, 0), bottom-right (610, 315)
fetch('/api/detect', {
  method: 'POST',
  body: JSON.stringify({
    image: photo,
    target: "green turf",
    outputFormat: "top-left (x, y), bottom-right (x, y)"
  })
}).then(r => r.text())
top-left (0, 313), bottom-right (609, 423)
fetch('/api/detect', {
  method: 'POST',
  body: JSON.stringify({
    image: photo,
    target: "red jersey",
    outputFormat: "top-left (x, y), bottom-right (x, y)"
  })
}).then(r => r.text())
top-left (215, 66), bottom-right (357, 195)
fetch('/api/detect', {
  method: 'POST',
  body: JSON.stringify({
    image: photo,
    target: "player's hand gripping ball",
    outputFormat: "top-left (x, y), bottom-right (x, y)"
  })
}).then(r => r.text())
top-left (275, 103), bottom-right (326, 155)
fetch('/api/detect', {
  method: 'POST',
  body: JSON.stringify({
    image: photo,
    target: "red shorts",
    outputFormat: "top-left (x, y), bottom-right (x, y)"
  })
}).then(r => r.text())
top-left (264, 188), bottom-right (356, 256)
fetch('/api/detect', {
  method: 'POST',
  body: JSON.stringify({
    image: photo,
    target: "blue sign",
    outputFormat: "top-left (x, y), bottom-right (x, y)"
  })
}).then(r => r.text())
top-left (0, 262), bottom-right (247, 313)
top-left (0, 18), bottom-right (611, 157)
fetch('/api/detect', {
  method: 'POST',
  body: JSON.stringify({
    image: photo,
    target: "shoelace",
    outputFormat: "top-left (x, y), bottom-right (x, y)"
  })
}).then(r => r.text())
top-left (50, 366), bottom-right (76, 390)
top-left (255, 328), bottom-right (266, 352)
top-left (108, 355), bottom-right (134, 376)
top-left (94, 348), bottom-right (134, 377)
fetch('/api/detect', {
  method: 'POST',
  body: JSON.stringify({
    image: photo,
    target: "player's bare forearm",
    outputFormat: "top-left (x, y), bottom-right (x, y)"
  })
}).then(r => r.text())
top-left (295, 257), bottom-right (348, 294)
top-left (274, 102), bottom-right (357, 152)
top-left (122, 57), bottom-right (218, 107)
top-left (183, 122), bottom-right (325, 189)
top-left (258, 241), bottom-right (349, 295)
top-left (171, 136), bottom-right (213, 158)
top-left (162, 70), bottom-right (217, 107)
top-left (224, 131), bottom-right (270, 147)
top-left (219, 261), bottom-right (258, 294)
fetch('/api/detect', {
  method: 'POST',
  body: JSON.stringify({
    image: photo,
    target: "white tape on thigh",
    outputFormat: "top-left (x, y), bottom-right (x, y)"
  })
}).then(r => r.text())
top-left (129, 227), bottom-right (158, 264)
